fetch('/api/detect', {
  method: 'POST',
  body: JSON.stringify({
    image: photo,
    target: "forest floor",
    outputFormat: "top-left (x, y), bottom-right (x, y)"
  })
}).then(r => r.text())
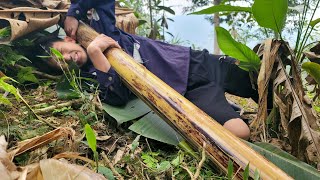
top-left (0, 82), bottom-right (266, 179)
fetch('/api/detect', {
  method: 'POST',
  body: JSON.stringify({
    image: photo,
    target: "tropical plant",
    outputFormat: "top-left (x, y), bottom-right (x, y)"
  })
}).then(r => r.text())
top-left (85, 124), bottom-right (99, 170)
top-left (0, 76), bottom-right (20, 106)
top-left (118, 0), bottom-right (175, 40)
top-left (192, 0), bottom-right (320, 168)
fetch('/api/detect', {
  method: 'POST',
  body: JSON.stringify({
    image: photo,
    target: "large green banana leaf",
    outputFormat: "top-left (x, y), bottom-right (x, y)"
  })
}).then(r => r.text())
top-left (102, 98), bottom-right (151, 125)
top-left (247, 142), bottom-right (320, 180)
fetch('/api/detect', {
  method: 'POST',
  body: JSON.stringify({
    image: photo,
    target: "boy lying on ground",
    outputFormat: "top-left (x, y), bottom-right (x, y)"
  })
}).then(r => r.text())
top-left (35, 0), bottom-right (260, 140)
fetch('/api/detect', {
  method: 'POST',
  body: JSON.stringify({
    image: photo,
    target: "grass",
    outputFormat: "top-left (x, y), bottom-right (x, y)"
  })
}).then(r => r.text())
top-left (0, 84), bottom-right (226, 179)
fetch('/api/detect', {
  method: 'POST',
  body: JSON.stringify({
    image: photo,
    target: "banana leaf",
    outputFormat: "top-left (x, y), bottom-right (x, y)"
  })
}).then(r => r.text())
top-left (252, 0), bottom-right (288, 33)
top-left (102, 98), bottom-right (151, 125)
top-left (302, 62), bottom-right (320, 85)
top-left (247, 142), bottom-right (320, 180)
top-left (129, 111), bottom-right (183, 146)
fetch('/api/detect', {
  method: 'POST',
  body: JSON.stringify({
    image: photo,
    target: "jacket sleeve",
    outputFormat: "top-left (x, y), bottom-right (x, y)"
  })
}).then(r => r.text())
top-left (95, 68), bottom-right (132, 106)
top-left (67, 0), bottom-right (106, 19)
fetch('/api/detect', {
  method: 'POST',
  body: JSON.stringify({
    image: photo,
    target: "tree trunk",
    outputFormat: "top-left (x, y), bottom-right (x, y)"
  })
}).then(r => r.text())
top-left (76, 22), bottom-right (292, 180)
top-left (213, 0), bottom-right (221, 54)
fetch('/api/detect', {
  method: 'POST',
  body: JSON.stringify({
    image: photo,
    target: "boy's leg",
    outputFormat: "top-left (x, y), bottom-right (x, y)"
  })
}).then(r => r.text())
top-left (186, 50), bottom-right (250, 139)
top-left (184, 81), bottom-right (250, 140)
top-left (222, 57), bottom-right (259, 101)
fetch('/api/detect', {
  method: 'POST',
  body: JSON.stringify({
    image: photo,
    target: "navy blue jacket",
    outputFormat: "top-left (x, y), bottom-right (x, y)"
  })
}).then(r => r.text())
top-left (68, 0), bottom-right (190, 105)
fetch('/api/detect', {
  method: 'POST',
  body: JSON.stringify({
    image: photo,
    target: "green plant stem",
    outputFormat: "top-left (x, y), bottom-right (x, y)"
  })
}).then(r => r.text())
top-left (94, 152), bottom-right (99, 172)
top-left (34, 99), bottom-right (82, 114)
top-left (295, 0), bottom-right (310, 52)
top-left (296, 0), bottom-right (320, 61)
top-left (148, 0), bottom-right (153, 38)
top-left (101, 152), bottom-right (124, 180)
top-left (178, 140), bottom-right (198, 159)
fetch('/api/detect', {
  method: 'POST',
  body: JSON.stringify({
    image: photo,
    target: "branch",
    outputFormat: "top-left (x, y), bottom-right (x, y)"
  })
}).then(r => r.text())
top-left (14, 63), bottom-right (61, 80)
top-left (101, 152), bottom-right (124, 180)
top-left (34, 99), bottom-right (82, 115)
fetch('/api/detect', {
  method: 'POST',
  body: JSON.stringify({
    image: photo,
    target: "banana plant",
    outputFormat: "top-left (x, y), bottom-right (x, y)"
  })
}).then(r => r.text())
top-left (191, 0), bottom-right (289, 72)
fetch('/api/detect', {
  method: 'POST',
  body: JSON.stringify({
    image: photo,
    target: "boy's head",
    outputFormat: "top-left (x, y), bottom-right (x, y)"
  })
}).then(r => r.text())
top-left (37, 35), bottom-right (88, 70)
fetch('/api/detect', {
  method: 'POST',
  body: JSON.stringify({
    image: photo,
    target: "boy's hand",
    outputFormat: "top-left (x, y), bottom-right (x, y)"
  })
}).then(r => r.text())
top-left (86, 34), bottom-right (121, 73)
top-left (64, 16), bottom-right (79, 40)
top-left (87, 34), bottom-right (121, 54)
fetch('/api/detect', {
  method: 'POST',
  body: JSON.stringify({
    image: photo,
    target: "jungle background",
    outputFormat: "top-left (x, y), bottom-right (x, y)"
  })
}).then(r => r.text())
top-left (0, 0), bottom-right (320, 179)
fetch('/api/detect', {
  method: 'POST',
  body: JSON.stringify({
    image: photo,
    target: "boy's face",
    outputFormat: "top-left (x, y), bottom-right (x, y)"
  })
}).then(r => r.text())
top-left (49, 37), bottom-right (88, 70)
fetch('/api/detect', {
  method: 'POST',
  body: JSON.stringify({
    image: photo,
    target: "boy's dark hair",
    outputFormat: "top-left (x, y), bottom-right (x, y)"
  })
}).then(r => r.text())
top-left (24, 32), bottom-right (63, 74)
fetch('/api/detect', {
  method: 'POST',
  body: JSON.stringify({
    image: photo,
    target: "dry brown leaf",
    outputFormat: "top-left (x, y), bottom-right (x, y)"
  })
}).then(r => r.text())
top-left (8, 127), bottom-right (75, 160)
top-left (39, 159), bottom-right (106, 180)
top-left (25, 163), bottom-right (43, 180)
top-left (273, 47), bottom-right (320, 163)
top-left (0, 0), bottom-right (68, 9)
top-left (42, 0), bottom-right (63, 9)
top-left (304, 51), bottom-right (320, 63)
top-left (53, 152), bottom-right (94, 165)
top-left (0, 136), bottom-right (34, 180)
top-left (0, 162), bottom-right (11, 180)
top-left (251, 39), bottom-right (280, 137)
top-left (251, 39), bottom-right (320, 164)
top-left (0, 7), bottom-right (61, 43)
top-left (0, 136), bottom-right (16, 172)
top-left (113, 147), bottom-right (125, 165)
top-left (96, 135), bottom-right (111, 141)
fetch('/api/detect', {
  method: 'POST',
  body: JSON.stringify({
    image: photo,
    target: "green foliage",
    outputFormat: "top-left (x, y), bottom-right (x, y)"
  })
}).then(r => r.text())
top-left (215, 27), bottom-right (261, 72)
top-left (130, 135), bottom-right (141, 153)
top-left (302, 62), bottom-right (320, 85)
top-left (254, 169), bottom-right (260, 180)
top-left (310, 18), bottom-right (320, 27)
top-left (56, 76), bottom-right (81, 100)
top-left (0, 45), bottom-right (30, 67)
top-left (171, 153), bottom-right (183, 167)
top-left (247, 142), bottom-right (320, 179)
top-left (227, 160), bottom-right (234, 180)
top-left (102, 98), bottom-right (151, 125)
top-left (156, 5), bottom-right (175, 15)
top-left (129, 111), bottom-right (183, 146)
top-left (52, 106), bottom-right (72, 115)
top-left (98, 166), bottom-right (115, 180)
top-left (252, 0), bottom-right (288, 33)
top-left (17, 67), bottom-right (39, 84)
top-left (243, 163), bottom-right (250, 180)
top-left (157, 161), bottom-right (171, 172)
top-left (0, 27), bottom-right (11, 39)
top-left (85, 124), bottom-right (97, 152)
top-left (85, 123), bottom-right (99, 170)
top-left (0, 77), bottom-right (20, 106)
top-left (50, 47), bottom-right (64, 60)
top-left (141, 151), bottom-right (159, 169)
top-left (191, 5), bottom-right (252, 15)
top-left (141, 151), bottom-right (172, 172)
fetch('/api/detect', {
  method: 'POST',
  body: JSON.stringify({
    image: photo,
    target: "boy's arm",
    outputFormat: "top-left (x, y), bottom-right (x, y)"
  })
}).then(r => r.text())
top-left (87, 34), bottom-right (131, 106)
top-left (65, 0), bottom-right (110, 39)
top-left (67, 0), bottom-right (103, 20)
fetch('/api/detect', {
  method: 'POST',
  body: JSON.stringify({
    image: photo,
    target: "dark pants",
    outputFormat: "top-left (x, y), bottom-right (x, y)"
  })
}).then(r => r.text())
top-left (185, 49), bottom-right (258, 124)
